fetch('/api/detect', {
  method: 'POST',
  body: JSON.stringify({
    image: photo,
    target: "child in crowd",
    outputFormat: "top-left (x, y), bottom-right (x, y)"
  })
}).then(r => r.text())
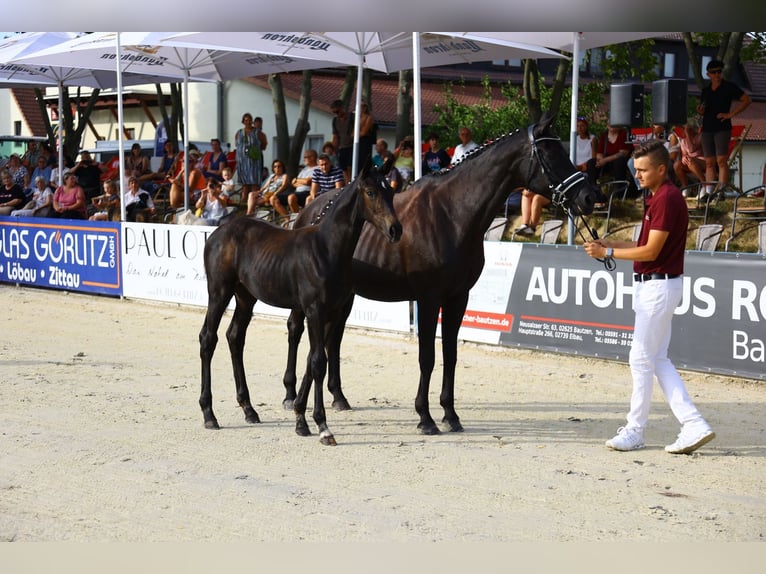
top-left (89, 179), bottom-right (121, 221)
top-left (221, 166), bottom-right (236, 205)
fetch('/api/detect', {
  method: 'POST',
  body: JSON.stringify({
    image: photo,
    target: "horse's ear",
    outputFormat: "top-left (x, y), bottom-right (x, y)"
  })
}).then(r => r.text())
top-left (359, 155), bottom-right (373, 178)
top-left (378, 155), bottom-right (393, 177)
top-left (538, 111), bottom-right (555, 133)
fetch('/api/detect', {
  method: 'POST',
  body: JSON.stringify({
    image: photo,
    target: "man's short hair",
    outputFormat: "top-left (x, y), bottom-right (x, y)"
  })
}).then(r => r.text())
top-left (707, 59), bottom-right (724, 71)
top-left (633, 139), bottom-right (670, 167)
top-left (427, 132), bottom-right (439, 141)
top-left (318, 153), bottom-right (331, 162)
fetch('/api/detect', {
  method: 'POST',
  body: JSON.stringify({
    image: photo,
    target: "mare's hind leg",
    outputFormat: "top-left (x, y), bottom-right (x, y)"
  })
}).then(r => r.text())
top-left (437, 292), bottom-right (469, 432)
top-left (325, 295), bottom-right (354, 411)
top-left (282, 309), bottom-right (305, 411)
top-left (414, 300), bottom-right (440, 435)
top-left (227, 288), bottom-right (260, 424)
top-left (199, 290), bottom-right (234, 430)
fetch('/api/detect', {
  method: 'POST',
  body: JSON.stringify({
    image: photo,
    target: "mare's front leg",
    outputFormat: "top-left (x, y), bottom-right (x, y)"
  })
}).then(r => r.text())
top-left (414, 300), bottom-right (440, 435)
top-left (199, 293), bottom-right (232, 429)
top-left (226, 289), bottom-right (260, 424)
top-left (438, 292), bottom-right (469, 432)
top-left (282, 309), bottom-right (305, 410)
top-left (325, 295), bottom-right (354, 411)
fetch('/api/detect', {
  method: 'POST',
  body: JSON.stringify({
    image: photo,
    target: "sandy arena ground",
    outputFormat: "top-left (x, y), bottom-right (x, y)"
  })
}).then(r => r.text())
top-left (1, 286), bottom-right (764, 544)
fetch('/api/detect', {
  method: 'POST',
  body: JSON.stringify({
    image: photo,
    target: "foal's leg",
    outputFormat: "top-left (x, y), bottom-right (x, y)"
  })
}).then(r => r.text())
top-left (414, 300), bottom-right (440, 435)
top-left (227, 289), bottom-right (260, 424)
top-left (437, 292), bottom-right (469, 432)
top-left (325, 295), bottom-right (354, 411)
top-left (199, 293), bottom-right (232, 429)
top-left (281, 309), bottom-right (305, 410)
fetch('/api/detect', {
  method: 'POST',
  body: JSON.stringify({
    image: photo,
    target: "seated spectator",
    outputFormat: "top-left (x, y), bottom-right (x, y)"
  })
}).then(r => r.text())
top-left (89, 179), bottom-right (121, 221)
top-left (169, 150), bottom-right (206, 208)
top-left (450, 127), bottom-right (479, 166)
top-left (49, 157), bottom-right (72, 191)
top-left (195, 178), bottom-right (229, 225)
top-left (587, 123), bottom-right (637, 198)
top-left (393, 137), bottom-right (415, 184)
top-left (124, 176), bottom-right (155, 222)
top-left (27, 155), bottom-right (53, 196)
top-left (5, 154), bottom-right (29, 191)
top-left (154, 140), bottom-right (179, 181)
top-left (12, 175), bottom-right (54, 218)
top-left (0, 171), bottom-right (28, 215)
top-left (125, 143), bottom-right (154, 189)
top-left (51, 173), bottom-right (87, 219)
top-left (22, 140), bottom-right (41, 168)
top-left (371, 139), bottom-right (393, 169)
top-left (202, 138), bottom-right (228, 181)
top-left (69, 150), bottom-right (103, 202)
top-left (422, 132), bottom-right (451, 174)
top-left (321, 141), bottom-right (338, 167)
top-left (247, 159), bottom-right (289, 216)
top-left (573, 117), bottom-right (597, 173)
top-left (220, 166), bottom-right (237, 204)
top-left (514, 189), bottom-right (551, 237)
top-left (674, 119), bottom-right (706, 188)
top-left (307, 153), bottom-right (345, 204)
top-left (280, 149), bottom-right (317, 216)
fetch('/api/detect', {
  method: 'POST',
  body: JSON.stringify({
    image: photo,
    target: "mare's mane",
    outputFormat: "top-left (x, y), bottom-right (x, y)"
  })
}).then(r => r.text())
top-left (422, 127), bottom-right (525, 179)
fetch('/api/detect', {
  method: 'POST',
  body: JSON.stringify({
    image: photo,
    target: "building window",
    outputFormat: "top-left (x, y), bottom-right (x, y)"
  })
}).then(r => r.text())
top-left (14, 121), bottom-right (22, 136)
top-left (663, 53), bottom-right (676, 77)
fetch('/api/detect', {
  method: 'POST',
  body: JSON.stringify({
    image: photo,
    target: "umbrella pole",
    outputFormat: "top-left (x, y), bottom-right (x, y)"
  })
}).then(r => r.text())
top-left (413, 32), bottom-right (422, 181)
top-left (567, 32), bottom-right (581, 246)
top-left (57, 83), bottom-right (64, 189)
top-left (183, 65), bottom-right (189, 213)
top-left (116, 33), bottom-right (127, 222)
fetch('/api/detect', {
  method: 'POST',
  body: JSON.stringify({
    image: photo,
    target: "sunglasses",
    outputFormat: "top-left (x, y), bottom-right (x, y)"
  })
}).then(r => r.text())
top-left (708, 69), bottom-right (723, 74)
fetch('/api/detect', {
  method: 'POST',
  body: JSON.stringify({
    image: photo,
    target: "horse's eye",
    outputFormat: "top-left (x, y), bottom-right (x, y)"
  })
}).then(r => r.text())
top-left (366, 190), bottom-right (375, 198)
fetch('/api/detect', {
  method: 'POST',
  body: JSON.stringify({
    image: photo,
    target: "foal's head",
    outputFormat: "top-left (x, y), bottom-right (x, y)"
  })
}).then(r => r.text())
top-left (525, 113), bottom-right (599, 216)
top-left (356, 158), bottom-right (403, 243)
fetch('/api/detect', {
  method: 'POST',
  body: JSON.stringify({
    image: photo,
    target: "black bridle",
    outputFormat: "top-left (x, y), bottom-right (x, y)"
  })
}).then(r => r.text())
top-left (527, 124), bottom-right (616, 271)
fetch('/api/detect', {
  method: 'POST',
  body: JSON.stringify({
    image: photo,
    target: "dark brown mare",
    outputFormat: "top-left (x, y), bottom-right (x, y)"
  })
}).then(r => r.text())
top-left (198, 161), bottom-right (402, 444)
top-left (282, 114), bottom-right (599, 435)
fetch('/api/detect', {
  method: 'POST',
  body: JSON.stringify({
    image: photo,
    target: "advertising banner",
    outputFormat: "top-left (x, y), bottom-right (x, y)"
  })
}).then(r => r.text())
top-left (0, 217), bottom-right (121, 296)
top-left (121, 222), bottom-right (410, 332)
top-left (458, 242), bottom-right (765, 380)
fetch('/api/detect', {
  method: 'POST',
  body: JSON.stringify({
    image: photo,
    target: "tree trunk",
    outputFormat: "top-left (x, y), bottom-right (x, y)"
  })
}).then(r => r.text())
top-left (523, 60), bottom-right (542, 123)
top-left (286, 70), bottom-right (313, 178)
top-left (396, 69), bottom-right (412, 144)
top-left (548, 58), bottom-right (570, 120)
top-left (340, 66), bottom-right (357, 110)
top-left (269, 73), bottom-right (290, 170)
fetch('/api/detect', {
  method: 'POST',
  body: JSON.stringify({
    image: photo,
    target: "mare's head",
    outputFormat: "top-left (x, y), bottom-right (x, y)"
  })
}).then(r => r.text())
top-left (525, 113), bottom-right (598, 216)
top-left (355, 158), bottom-right (403, 243)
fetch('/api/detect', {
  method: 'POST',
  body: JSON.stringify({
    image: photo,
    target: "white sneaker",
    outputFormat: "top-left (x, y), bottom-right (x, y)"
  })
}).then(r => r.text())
top-left (665, 424), bottom-right (715, 455)
top-left (605, 426), bottom-right (644, 451)
top-left (515, 224), bottom-right (535, 236)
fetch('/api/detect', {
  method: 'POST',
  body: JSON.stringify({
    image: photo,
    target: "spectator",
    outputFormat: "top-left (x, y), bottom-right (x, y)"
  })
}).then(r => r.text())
top-left (202, 138), bottom-right (228, 182)
top-left (322, 141), bottom-right (338, 167)
top-left (372, 138), bottom-right (393, 169)
top-left (587, 123), bottom-right (636, 197)
top-left (195, 178), bottom-right (229, 225)
top-left (155, 140), bottom-right (179, 181)
top-left (0, 171), bottom-right (27, 215)
top-left (89, 179), bottom-right (120, 221)
top-left (5, 154), bottom-right (29, 191)
top-left (124, 176), bottom-right (155, 222)
top-left (450, 127), bottom-right (479, 166)
top-left (385, 164), bottom-right (404, 193)
top-left (235, 112), bottom-right (268, 202)
top-left (514, 189), bottom-right (550, 237)
top-left (331, 99), bottom-right (354, 183)
top-left (573, 118), bottom-right (597, 173)
top-left (27, 155), bottom-right (53, 195)
top-left (69, 150), bottom-right (103, 202)
top-left (393, 137), bottom-right (415, 184)
top-left (51, 173), bottom-right (87, 219)
top-left (12, 175), bottom-right (53, 218)
top-left (422, 132), bottom-right (451, 174)
top-left (307, 153), bottom-right (345, 204)
top-left (674, 119), bottom-right (706, 188)
top-left (248, 159), bottom-right (289, 216)
top-left (169, 149), bottom-right (206, 208)
top-left (125, 143), bottom-right (153, 189)
top-left (697, 59), bottom-right (751, 194)
top-left (22, 140), bottom-right (41, 168)
top-left (49, 156), bottom-right (72, 191)
top-left (357, 101), bottom-right (377, 172)
top-left (279, 149), bottom-right (317, 216)
top-left (220, 166), bottom-right (236, 203)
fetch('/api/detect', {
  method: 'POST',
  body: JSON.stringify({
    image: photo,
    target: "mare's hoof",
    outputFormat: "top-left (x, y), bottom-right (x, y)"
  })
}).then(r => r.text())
top-left (295, 421), bottom-right (311, 437)
top-left (417, 422), bottom-right (441, 436)
top-left (204, 419), bottom-right (220, 430)
top-left (245, 411), bottom-right (261, 424)
top-left (283, 399), bottom-right (295, 411)
top-left (332, 398), bottom-right (352, 411)
top-left (443, 418), bottom-right (464, 433)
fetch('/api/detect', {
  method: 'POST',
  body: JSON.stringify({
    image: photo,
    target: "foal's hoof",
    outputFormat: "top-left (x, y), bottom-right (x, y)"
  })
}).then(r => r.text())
top-left (417, 421), bottom-right (442, 435)
top-left (295, 420), bottom-right (311, 437)
top-left (443, 418), bottom-right (464, 433)
top-left (319, 434), bottom-right (337, 446)
top-left (245, 411), bottom-right (261, 425)
top-left (204, 419), bottom-right (220, 430)
top-left (282, 399), bottom-right (295, 411)
top-left (332, 398), bottom-right (352, 411)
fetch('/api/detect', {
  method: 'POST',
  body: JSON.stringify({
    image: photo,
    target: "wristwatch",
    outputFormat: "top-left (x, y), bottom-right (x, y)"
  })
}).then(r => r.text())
top-left (605, 247), bottom-right (614, 258)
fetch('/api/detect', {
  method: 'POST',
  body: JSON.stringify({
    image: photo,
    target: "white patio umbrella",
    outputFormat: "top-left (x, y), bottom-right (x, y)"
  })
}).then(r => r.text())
top-left (17, 31), bottom-right (341, 215)
top-left (165, 32), bottom-right (565, 177)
